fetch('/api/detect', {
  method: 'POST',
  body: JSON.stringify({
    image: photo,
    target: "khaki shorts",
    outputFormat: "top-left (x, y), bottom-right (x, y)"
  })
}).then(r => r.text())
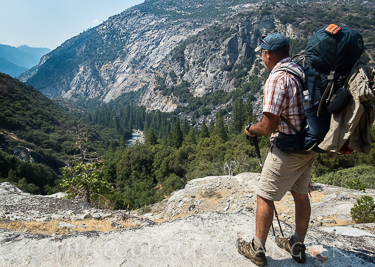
top-left (257, 146), bottom-right (317, 201)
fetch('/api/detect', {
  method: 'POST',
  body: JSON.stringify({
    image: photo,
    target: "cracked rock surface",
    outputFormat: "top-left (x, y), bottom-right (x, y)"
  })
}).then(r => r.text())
top-left (0, 182), bottom-right (152, 226)
top-left (1, 212), bottom-right (375, 266)
top-left (1, 173), bottom-right (375, 266)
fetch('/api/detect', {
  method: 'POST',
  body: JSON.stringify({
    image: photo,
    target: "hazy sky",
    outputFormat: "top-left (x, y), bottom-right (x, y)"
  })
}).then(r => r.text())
top-left (0, 0), bottom-right (145, 50)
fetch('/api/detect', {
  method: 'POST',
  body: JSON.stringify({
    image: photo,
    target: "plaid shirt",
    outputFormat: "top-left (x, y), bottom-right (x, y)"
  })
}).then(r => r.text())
top-left (263, 57), bottom-right (304, 135)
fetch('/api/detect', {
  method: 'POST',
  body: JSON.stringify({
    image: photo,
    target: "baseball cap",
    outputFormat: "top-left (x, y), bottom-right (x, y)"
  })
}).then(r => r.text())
top-left (254, 33), bottom-right (289, 52)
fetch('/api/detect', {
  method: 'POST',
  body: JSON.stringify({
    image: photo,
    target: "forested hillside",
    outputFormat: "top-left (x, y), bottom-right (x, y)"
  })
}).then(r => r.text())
top-left (0, 73), bottom-right (112, 194)
top-left (0, 73), bottom-right (110, 158)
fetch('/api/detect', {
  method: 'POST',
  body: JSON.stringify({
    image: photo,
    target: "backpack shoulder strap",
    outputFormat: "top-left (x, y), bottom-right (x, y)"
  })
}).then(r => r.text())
top-left (272, 62), bottom-right (306, 135)
top-left (317, 70), bottom-right (335, 116)
top-left (280, 115), bottom-right (300, 134)
top-left (270, 64), bottom-right (306, 85)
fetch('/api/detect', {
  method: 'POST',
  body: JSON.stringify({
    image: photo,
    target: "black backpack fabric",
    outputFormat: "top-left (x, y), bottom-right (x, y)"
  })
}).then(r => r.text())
top-left (305, 25), bottom-right (364, 74)
top-left (293, 24), bottom-right (364, 153)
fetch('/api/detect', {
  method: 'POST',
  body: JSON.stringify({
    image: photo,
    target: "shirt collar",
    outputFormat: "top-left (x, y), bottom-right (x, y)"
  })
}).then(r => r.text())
top-left (273, 57), bottom-right (291, 70)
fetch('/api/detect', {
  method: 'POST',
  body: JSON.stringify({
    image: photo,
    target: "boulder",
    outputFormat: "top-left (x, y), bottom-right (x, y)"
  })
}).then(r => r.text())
top-left (13, 146), bottom-right (45, 164)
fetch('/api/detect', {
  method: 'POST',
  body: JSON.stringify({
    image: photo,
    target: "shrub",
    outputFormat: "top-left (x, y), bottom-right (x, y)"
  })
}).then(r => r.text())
top-left (346, 178), bottom-right (366, 191)
top-left (314, 165), bottom-right (375, 189)
top-left (350, 196), bottom-right (375, 223)
top-left (139, 205), bottom-right (152, 215)
top-left (61, 162), bottom-right (111, 205)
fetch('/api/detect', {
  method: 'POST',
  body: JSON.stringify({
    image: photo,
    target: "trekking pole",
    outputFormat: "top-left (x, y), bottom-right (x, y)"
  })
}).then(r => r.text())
top-left (247, 130), bottom-right (284, 238)
top-left (273, 205), bottom-right (284, 237)
top-left (250, 134), bottom-right (263, 171)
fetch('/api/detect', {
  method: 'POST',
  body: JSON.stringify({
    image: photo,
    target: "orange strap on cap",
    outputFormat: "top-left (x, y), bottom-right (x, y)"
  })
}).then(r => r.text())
top-left (325, 24), bottom-right (342, 35)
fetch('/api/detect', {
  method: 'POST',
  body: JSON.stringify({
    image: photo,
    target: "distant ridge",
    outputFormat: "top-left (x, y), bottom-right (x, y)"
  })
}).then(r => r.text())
top-left (0, 57), bottom-right (27, 77)
top-left (0, 44), bottom-right (50, 77)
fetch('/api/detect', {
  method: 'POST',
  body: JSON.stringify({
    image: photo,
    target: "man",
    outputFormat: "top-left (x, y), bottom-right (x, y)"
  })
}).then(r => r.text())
top-left (236, 33), bottom-right (317, 266)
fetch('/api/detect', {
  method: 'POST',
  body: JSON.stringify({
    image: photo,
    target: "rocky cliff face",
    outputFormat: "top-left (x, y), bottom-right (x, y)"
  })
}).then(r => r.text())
top-left (19, 1), bottom-right (296, 113)
top-left (19, 0), bottom-right (375, 117)
top-left (20, 0), bottom-right (257, 105)
top-left (1, 174), bottom-right (375, 266)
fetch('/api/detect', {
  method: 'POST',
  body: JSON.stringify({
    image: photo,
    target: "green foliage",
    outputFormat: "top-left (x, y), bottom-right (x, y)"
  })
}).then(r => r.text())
top-left (346, 178), bottom-right (366, 191)
top-left (184, 127), bottom-right (197, 146)
top-left (98, 114), bottom-right (271, 210)
top-left (111, 145), bottom-right (162, 209)
top-left (212, 117), bottom-right (228, 142)
top-left (350, 196), bottom-right (375, 223)
top-left (138, 205), bottom-right (152, 215)
top-left (159, 79), bottom-right (192, 103)
top-left (289, 39), bottom-right (309, 55)
top-left (200, 122), bottom-right (209, 139)
top-left (145, 127), bottom-right (158, 146)
top-left (172, 123), bottom-right (184, 149)
top-left (160, 173), bottom-right (185, 196)
top-left (138, 0), bottom-right (245, 20)
top-left (0, 73), bottom-right (109, 161)
top-left (0, 149), bottom-right (61, 194)
top-left (314, 165), bottom-right (375, 190)
top-left (85, 100), bottom-right (177, 142)
top-left (61, 162), bottom-right (111, 205)
top-left (181, 119), bottom-right (190, 136)
top-left (230, 99), bottom-right (246, 134)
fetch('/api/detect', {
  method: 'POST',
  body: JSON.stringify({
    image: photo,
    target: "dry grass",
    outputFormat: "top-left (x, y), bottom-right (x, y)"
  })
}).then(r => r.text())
top-left (0, 186), bottom-right (352, 235)
top-left (0, 219), bottom-right (141, 236)
top-left (200, 188), bottom-right (222, 199)
top-left (274, 190), bottom-right (354, 226)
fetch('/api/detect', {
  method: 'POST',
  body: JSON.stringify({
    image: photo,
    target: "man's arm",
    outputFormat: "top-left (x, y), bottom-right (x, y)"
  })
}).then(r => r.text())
top-left (244, 112), bottom-right (279, 136)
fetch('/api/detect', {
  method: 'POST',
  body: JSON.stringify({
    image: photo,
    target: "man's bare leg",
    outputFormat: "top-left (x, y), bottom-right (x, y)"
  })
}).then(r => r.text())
top-left (255, 195), bottom-right (274, 248)
top-left (291, 191), bottom-right (311, 243)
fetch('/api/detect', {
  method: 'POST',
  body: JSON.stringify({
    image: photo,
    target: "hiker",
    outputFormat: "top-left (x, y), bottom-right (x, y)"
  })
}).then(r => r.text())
top-left (236, 33), bottom-right (318, 266)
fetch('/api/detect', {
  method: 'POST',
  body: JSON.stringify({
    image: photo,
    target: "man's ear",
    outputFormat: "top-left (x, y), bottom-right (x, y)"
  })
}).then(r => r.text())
top-left (264, 50), bottom-right (271, 59)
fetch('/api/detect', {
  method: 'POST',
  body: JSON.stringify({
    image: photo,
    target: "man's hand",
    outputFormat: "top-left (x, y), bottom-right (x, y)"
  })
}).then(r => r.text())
top-left (244, 112), bottom-right (279, 137)
top-left (244, 124), bottom-right (256, 137)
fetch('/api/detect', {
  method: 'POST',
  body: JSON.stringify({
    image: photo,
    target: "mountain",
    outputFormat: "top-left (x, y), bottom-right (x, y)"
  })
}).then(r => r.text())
top-left (0, 57), bottom-right (27, 78)
top-left (0, 44), bottom-right (50, 77)
top-left (19, 0), bottom-right (375, 117)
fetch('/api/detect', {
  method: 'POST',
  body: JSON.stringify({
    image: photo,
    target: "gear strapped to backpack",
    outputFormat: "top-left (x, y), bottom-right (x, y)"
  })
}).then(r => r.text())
top-left (274, 24), bottom-right (371, 154)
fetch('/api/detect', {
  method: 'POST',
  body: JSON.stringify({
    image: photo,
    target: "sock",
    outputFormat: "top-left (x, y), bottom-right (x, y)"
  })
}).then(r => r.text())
top-left (254, 236), bottom-right (266, 250)
top-left (293, 232), bottom-right (306, 244)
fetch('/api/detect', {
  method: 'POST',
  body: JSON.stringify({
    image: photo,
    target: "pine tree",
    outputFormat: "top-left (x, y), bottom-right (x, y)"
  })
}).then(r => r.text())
top-left (212, 117), bottom-right (228, 141)
top-left (245, 94), bottom-right (254, 124)
top-left (143, 121), bottom-right (149, 134)
top-left (231, 99), bottom-right (246, 134)
top-left (200, 121), bottom-right (209, 139)
top-left (184, 127), bottom-right (196, 145)
top-left (181, 119), bottom-right (190, 136)
top-left (208, 119), bottom-right (215, 135)
top-left (173, 123), bottom-right (184, 149)
top-left (120, 136), bottom-right (126, 148)
top-left (146, 127), bottom-right (157, 146)
top-left (113, 117), bottom-right (120, 134)
top-left (108, 141), bottom-right (116, 154)
top-left (167, 131), bottom-right (174, 147)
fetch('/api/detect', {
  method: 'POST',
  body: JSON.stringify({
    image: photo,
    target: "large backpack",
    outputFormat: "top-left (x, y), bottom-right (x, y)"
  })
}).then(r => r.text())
top-left (291, 24), bottom-right (365, 153)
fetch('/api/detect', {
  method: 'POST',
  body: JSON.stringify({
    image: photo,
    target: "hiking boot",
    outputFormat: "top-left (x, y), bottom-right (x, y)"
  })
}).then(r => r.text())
top-left (236, 238), bottom-right (267, 266)
top-left (276, 236), bottom-right (306, 263)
